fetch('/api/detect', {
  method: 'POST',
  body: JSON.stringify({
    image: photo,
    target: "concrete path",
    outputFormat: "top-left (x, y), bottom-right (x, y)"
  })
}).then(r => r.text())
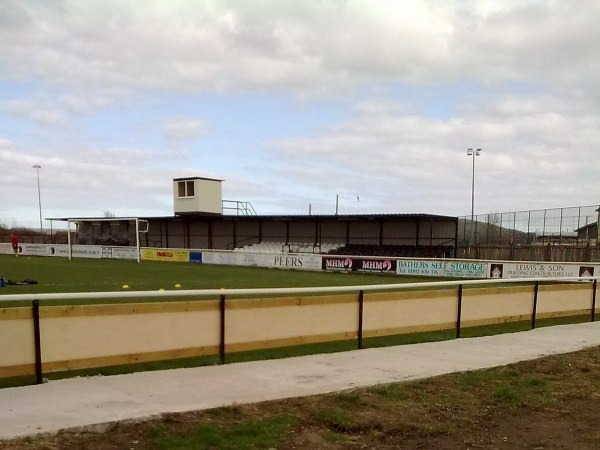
top-left (1, 322), bottom-right (599, 440)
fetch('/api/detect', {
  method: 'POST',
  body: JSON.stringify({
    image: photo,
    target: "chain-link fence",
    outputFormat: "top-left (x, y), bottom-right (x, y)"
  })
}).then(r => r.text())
top-left (459, 205), bottom-right (600, 246)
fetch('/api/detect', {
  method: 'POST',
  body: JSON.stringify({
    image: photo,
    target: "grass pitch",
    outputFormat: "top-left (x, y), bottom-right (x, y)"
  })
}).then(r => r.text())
top-left (0, 254), bottom-right (424, 296)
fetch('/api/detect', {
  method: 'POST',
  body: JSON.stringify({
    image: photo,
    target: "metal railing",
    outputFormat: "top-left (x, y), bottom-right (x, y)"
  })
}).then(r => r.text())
top-left (222, 200), bottom-right (257, 216)
top-left (1, 276), bottom-right (598, 386)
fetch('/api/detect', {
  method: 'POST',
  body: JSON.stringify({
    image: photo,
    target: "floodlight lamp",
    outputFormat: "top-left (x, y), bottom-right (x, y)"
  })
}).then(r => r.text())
top-left (476, 148), bottom-right (482, 156)
top-left (467, 148), bottom-right (473, 155)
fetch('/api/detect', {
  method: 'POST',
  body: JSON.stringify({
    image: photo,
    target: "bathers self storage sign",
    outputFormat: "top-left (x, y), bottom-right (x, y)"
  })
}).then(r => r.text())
top-left (396, 259), bottom-right (488, 278)
top-left (322, 257), bottom-right (396, 274)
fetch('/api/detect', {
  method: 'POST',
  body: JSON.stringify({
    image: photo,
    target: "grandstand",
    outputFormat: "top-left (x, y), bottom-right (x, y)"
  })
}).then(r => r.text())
top-left (48, 177), bottom-right (458, 259)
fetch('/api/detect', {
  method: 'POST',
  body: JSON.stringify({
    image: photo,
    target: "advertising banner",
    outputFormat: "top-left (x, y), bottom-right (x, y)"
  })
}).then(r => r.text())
top-left (396, 259), bottom-right (488, 278)
top-left (202, 251), bottom-right (322, 270)
top-left (2, 243), bottom-right (139, 260)
top-left (322, 256), bottom-right (354, 272)
top-left (272, 254), bottom-right (322, 270)
top-left (14, 244), bottom-right (106, 259)
top-left (48, 244), bottom-right (70, 257)
top-left (72, 245), bottom-right (103, 258)
top-left (47, 245), bottom-right (103, 258)
top-left (101, 246), bottom-right (138, 260)
top-left (322, 256), bottom-right (397, 274)
top-left (141, 249), bottom-right (190, 262)
top-left (17, 243), bottom-right (53, 257)
top-left (489, 262), bottom-right (598, 279)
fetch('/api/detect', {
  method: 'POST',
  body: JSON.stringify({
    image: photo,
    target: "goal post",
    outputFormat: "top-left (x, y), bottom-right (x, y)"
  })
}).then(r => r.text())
top-left (60, 217), bottom-right (148, 263)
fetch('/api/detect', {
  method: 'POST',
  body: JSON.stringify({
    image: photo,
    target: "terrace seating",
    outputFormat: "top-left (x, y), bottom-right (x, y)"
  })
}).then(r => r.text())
top-left (234, 241), bottom-right (344, 254)
top-left (234, 241), bottom-right (284, 253)
top-left (327, 244), bottom-right (454, 259)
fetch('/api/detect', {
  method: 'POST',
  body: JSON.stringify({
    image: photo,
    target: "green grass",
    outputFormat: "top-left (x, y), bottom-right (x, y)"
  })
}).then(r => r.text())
top-left (315, 408), bottom-right (362, 433)
top-left (146, 415), bottom-right (297, 450)
top-left (0, 255), bottom-right (424, 304)
top-left (367, 383), bottom-right (410, 401)
top-left (334, 391), bottom-right (367, 408)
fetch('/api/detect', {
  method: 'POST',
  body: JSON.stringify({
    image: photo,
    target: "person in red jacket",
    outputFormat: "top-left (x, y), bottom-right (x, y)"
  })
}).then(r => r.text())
top-left (10, 233), bottom-right (19, 257)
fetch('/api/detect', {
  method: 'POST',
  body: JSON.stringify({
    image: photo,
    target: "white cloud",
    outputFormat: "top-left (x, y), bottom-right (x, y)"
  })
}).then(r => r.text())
top-left (1, 99), bottom-right (65, 125)
top-left (265, 89), bottom-right (600, 215)
top-left (1, 1), bottom-right (600, 226)
top-left (162, 118), bottom-right (208, 142)
top-left (0, 140), bottom-right (175, 221)
top-left (1, 1), bottom-right (599, 96)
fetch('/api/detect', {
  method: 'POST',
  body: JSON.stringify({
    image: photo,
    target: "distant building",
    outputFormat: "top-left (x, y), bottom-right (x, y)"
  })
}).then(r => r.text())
top-left (576, 222), bottom-right (598, 244)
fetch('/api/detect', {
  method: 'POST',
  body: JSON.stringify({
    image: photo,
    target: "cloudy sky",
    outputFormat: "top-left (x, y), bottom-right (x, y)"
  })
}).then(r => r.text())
top-left (1, 0), bottom-right (599, 229)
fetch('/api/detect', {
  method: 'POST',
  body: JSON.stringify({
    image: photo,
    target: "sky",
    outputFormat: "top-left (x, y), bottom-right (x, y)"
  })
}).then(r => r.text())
top-left (1, 0), bottom-right (600, 230)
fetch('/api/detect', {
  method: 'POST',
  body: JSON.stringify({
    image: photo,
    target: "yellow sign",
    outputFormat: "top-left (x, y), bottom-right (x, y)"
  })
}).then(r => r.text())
top-left (141, 249), bottom-right (190, 262)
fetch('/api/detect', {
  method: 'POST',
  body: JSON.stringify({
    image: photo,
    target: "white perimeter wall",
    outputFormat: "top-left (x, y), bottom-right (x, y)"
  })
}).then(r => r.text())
top-left (2, 243), bottom-right (599, 280)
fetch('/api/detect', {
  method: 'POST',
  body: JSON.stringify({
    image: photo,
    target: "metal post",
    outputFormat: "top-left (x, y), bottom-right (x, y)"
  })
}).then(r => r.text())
top-left (542, 209), bottom-right (547, 245)
top-left (532, 281), bottom-right (539, 329)
top-left (33, 165), bottom-right (43, 235)
top-left (499, 213), bottom-right (503, 243)
top-left (559, 208), bottom-right (563, 243)
top-left (466, 148), bottom-right (481, 244)
top-left (135, 219), bottom-right (140, 263)
top-left (592, 279), bottom-right (597, 322)
top-left (577, 207), bottom-right (581, 244)
top-left (456, 285), bottom-right (463, 338)
top-left (471, 153), bottom-right (475, 221)
top-left (67, 219), bottom-right (72, 261)
top-left (219, 294), bottom-right (226, 364)
top-left (357, 290), bottom-right (364, 349)
top-left (32, 300), bottom-right (43, 385)
top-left (596, 205), bottom-right (600, 246)
top-left (512, 212), bottom-right (516, 244)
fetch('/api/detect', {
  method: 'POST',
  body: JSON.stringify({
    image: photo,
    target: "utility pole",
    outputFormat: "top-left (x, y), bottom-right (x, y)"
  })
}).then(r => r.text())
top-left (466, 148), bottom-right (481, 243)
top-left (33, 164), bottom-right (43, 235)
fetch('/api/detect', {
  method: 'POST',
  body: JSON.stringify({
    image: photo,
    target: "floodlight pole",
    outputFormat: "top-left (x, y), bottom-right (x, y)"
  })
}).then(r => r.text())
top-left (33, 165), bottom-right (43, 235)
top-left (467, 148), bottom-right (482, 244)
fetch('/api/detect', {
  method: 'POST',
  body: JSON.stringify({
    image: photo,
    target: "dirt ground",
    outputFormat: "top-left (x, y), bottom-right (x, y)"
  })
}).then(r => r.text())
top-left (2, 346), bottom-right (599, 449)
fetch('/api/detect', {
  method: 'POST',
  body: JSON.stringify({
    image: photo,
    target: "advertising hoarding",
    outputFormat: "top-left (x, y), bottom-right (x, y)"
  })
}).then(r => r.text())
top-left (489, 262), bottom-right (597, 279)
top-left (141, 249), bottom-right (190, 262)
top-left (322, 256), bottom-right (397, 274)
top-left (397, 259), bottom-right (487, 278)
top-left (202, 251), bottom-right (322, 270)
